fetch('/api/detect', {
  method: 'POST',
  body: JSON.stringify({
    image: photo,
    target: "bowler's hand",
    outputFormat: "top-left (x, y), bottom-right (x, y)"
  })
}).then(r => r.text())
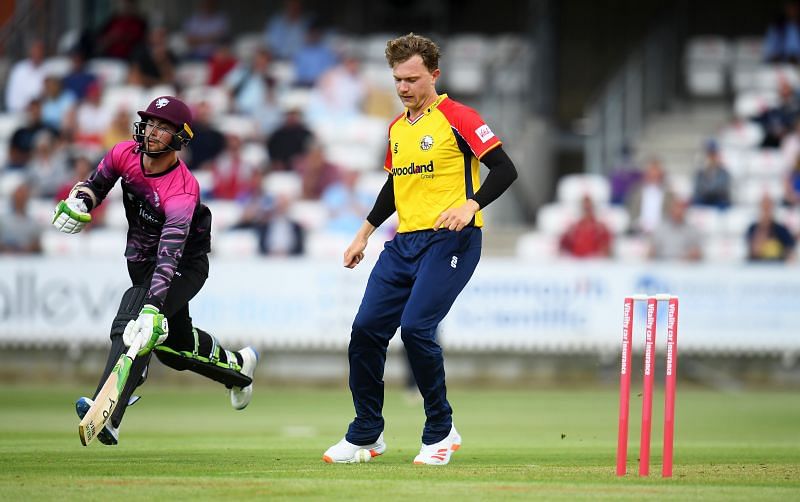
top-left (434, 199), bottom-right (480, 231)
top-left (343, 236), bottom-right (368, 269)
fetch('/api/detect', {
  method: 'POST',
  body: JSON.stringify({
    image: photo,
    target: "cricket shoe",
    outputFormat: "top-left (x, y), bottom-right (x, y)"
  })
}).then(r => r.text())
top-left (322, 433), bottom-right (387, 463)
top-left (413, 425), bottom-right (461, 465)
top-left (230, 347), bottom-right (259, 410)
top-left (75, 397), bottom-right (119, 445)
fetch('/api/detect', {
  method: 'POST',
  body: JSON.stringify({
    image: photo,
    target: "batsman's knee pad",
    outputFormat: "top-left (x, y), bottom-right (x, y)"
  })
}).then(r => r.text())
top-left (154, 328), bottom-right (251, 388)
top-left (111, 286), bottom-right (148, 338)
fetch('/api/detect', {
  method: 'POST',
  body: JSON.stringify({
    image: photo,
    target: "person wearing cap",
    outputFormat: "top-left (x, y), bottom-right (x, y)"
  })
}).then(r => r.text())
top-left (691, 139), bottom-right (732, 209)
top-left (51, 96), bottom-right (260, 446)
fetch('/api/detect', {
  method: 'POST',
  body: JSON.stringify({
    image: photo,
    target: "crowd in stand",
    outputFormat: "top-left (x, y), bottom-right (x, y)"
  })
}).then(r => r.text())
top-left (0, 0), bottom-right (400, 257)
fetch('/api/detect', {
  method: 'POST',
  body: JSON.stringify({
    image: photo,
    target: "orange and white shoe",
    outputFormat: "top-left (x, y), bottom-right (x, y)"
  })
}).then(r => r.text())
top-left (413, 425), bottom-right (461, 465)
top-left (322, 433), bottom-right (387, 463)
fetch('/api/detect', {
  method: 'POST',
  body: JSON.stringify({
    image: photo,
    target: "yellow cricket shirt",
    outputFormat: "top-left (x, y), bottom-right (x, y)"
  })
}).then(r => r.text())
top-left (383, 94), bottom-right (502, 233)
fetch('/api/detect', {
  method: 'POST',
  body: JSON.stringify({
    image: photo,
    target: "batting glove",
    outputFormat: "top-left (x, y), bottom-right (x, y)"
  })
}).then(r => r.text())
top-left (123, 305), bottom-right (169, 356)
top-left (52, 198), bottom-right (91, 234)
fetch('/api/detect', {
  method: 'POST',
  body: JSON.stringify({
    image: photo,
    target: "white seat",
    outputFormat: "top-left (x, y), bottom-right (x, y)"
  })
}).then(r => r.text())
top-left (703, 235), bottom-right (747, 263)
top-left (669, 173), bottom-right (694, 201)
top-left (142, 84), bottom-right (177, 103)
top-left (686, 206), bottom-right (723, 235)
top-left (326, 144), bottom-right (380, 172)
top-left (536, 202), bottom-right (578, 235)
top-left (183, 85), bottom-right (231, 116)
top-left (241, 142), bottom-right (268, 168)
top-left (720, 205), bottom-right (757, 236)
top-left (270, 60), bottom-right (296, 87)
top-left (684, 36), bottom-right (731, 97)
top-left (731, 38), bottom-right (766, 92)
top-left (0, 171), bottom-right (26, 197)
top-left (206, 200), bottom-right (243, 233)
top-left (211, 229), bottom-right (259, 257)
top-left (86, 229), bottom-right (126, 257)
top-left (41, 56), bottom-right (72, 78)
top-left (613, 235), bottom-right (650, 262)
top-left (0, 113), bottom-right (23, 143)
top-left (41, 229), bottom-right (85, 256)
top-left (27, 198), bottom-right (56, 227)
top-left (746, 149), bottom-right (787, 178)
top-left (736, 179), bottom-right (784, 205)
top-left (233, 32), bottom-right (264, 61)
top-left (776, 205), bottom-right (800, 233)
top-left (288, 200), bottom-right (329, 230)
top-left (304, 229), bottom-right (350, 259)
top-left (734, 90), bottom-right (778, 119)
top-left (101, 85), bottom-right (144, 114)
top-left (596, 205), bottom-right (630, 235)
top-left (168, 32), bottom-right (189, 60)
top-left (753, 64), bottom-right (800, 91)
top-left (556, 174), bottom-right (611, 204)
top-left (175, 61), bottom-right (210, 87)
top-left (214, 114), bottom-right (258, 140)
top-left (718, 122), bottom-right (765, 151)
top-left (103, 201), bottom-right (128, 230)
top-left (194, 170), bottom-right (214, 197)
top-left (355, 170), bottom-right (389, 198)
top-left (88, 58), bottom-right (130, 86)
top-left (515, 231), bottom-right (559, 261)
top-left (263, 171), bottom-right (302, 199)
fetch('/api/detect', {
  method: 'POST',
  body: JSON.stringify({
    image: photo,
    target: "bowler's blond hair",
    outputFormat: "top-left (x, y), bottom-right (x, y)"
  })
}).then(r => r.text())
top-left (385, 33), bottom-right (440, 72)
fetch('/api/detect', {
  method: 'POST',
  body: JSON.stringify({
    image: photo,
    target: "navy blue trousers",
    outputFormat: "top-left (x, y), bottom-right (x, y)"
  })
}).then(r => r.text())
top-left (346, 227), bottom-right (481, 446)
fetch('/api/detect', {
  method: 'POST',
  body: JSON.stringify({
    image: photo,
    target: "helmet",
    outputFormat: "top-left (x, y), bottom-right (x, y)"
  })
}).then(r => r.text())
top-left (133, 96), bottom-right (194, 154)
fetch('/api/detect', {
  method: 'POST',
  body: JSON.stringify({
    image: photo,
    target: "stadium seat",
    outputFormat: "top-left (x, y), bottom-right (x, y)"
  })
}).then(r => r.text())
top-left (205, 200), bottom-right (244, 234)
top-left (746, 149), bottom-right (786, 178)
top-left (736, 179), bottom-right (784, 205)
top-left (731, 37), bottom-right (765, 92)
top-left (263, 171), bottom-right (302, 199)
top-left (703, 235), bottom-right (747, 263)
top-left (555, 173), bottom-right (611, 204)
top-left (613, 235), bottom-right (650, 262)
top-left (86, 229), bottom-right (126, 257)
top-left (101, 85), bottom-right (144, 115)
top-left (515, 231), bottom-right (559, 260)
top-left (233, 32), bottom-right (264, 61)
top-left (0, 113), bottom-right (23, 143)
top-left (142, 84), bottom-right (177, 103)
top-left (720, 205), bottom-right (756, 236)
top-left (684, 36), bottom-right (731, 97)
top-left (536, 202), bottom-right (578, 234)
top-left (183, 85), bottom-right (231, 116)
top-left (288, 200), bottom-right (329, 231)
top-left (241, 142), bottom-right (268, 169)
top-left (211, 229), bottom-right (260, 257)
top-left (214, 114), bottom-right (259, 140)
top-left (41, 229), bottom-right (85, 256)
top-left (686, 206), bottom-right (724, 235)
top-left (175, 61), bottom-right (210, 87)
top-left (41, 56), bottom-right (72, 78)
top-left (88, 58), bottom-right (130, 86)
top-left (733, 90), bottom-right (778, 119)
top-left (355, 170), bottom-right (390, 198)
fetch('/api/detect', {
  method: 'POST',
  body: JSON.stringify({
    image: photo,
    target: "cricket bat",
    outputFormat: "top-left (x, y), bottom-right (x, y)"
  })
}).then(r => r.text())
top-left (78, 339), bottom-right (142, 446)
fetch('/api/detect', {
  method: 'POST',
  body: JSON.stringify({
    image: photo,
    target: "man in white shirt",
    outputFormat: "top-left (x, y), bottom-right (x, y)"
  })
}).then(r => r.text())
top-left (5, 39), bottom-right (47, 113)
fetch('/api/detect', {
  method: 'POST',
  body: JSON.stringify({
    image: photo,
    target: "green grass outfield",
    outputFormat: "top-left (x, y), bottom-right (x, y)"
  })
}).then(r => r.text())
top-left (0, 385), bottom-right (798, 501)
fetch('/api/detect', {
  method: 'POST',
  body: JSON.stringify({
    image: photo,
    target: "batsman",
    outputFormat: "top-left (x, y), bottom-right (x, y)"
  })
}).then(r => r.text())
top-left (53, 96), bottom-right (259, 445)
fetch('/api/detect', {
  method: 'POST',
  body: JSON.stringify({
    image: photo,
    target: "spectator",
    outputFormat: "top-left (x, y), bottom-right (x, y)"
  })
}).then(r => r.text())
top-left (103, 108), bottom-right (135, 150)
top-left (129, 27), bottom-right (178, 87)
top-left (626, 157), bottom-right (673, 235)
top-left (41, 74), bottom-right (77, 133)
top-left (608, 143), bottom-right (642, 205)
top-left (224, 48), bottom-right (282, 117)
top-left (783, 156), bottom-right (800, 206)
top-left (9, 99), bottom-right (59, 169)
top-left (182, 0), bottom-right (230, 60)
top-left (209, 133), bottom-right (260, 200)
top-left (756, 78), bottom-right (800, 148)
top-left (320, 169), bottom-right (372, 236)
top-left (256, 193), bottom-right (305, 256)
top-left (28, 130), bottom-right (70, 198)
top-left (0, 183), bottom-right (42, 254)
top-left (207, 38), bottom-right (238, 86)
top-left (62, 48), bottom-right (98, 101)
top-left (263, 0), bottom-right (310, 60)
top-left (307, 54), bottom-right (368, 122)
top-left (292, 20), bottom-right (338, 88)
top-left (295, 142), bottom-right (341, 199)
top-left (69, 81), bottom-right (112, 153)
top-left (691, 139), bottom-right (732, 209)
top-left (94, 0), bottom-right (147, 60)
top-left (648, 198), bottom-right (703, 262)
top-left (746, 195), bottom-right (796, 262)
top-left (4, 38), bottom-right (46, 113)
top-left (266, 107), bottom-right (313, 172)
top-left (184, 101), bottom-right (225, 170)
top-left (558, 195), bottom-right (612, 258)
top-left (764, 1), bottom-right (800, 63)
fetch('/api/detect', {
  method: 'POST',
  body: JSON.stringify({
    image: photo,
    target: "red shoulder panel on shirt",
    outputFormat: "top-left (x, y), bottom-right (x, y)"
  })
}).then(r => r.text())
top-left (436, 97), bottom-right (502, 159)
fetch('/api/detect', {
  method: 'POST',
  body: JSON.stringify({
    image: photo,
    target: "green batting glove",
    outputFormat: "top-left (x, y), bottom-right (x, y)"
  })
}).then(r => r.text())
top-left (127, 305), bottom-right (169, 356)
top-left (52, 198), bottom-right (92, 234)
